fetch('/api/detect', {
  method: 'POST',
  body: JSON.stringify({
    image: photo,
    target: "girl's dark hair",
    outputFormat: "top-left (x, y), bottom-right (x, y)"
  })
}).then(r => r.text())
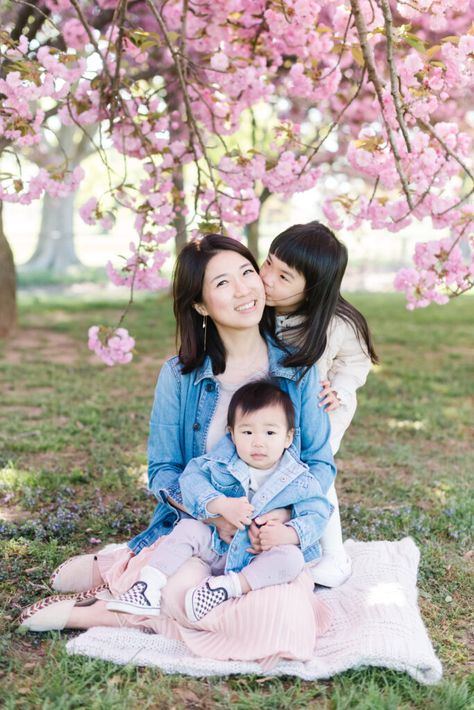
top-left (264, 221), bottom-right (378, 369)
top-left (173, 234), bottom-right (264, 375)
top-left (227, 380), bottom-right (295, 431)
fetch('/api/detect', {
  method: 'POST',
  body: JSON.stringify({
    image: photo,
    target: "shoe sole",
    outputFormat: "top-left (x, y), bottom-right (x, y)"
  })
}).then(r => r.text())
top-left (184, 587), bottom-right (199, 623)
top-left (106, 599), bottom-right (161, 616)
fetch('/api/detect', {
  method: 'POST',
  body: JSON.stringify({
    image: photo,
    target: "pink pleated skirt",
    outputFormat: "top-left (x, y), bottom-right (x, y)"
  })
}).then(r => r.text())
top-left (97, 540), bottom-right (330, 668)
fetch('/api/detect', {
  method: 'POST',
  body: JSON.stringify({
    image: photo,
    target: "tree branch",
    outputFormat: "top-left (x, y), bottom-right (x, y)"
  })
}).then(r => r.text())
top-left (414, 115), bottom-right (474, 215)
top-left (145, 0), bottom-right (224, 229)
top-left (350, 0), bottom-right (414, 209)
top-left (299, 66), bottom-right (366, 174)
top-left (379, 0), bottom-right (412, 153)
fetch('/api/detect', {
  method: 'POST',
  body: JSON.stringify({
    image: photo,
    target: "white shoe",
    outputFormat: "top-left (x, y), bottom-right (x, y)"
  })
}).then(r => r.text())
top-left (106, 566), bottom-right (166, 616)
top-left (19, 586), bottom-right (104, 632)
top-left (311, 552), bottom-right (352, 588)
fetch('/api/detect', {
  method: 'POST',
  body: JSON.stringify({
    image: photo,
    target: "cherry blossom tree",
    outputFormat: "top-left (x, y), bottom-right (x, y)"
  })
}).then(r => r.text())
top-left (23, 123), bottom-right (95, 272)
top-left (0, 0), bottom-right (472, 359)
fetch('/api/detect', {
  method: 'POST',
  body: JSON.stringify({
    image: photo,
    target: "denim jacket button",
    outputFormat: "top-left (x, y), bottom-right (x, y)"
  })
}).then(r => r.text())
top-left (193, 422), bottom-right (201, 431)
top-left (205, 382), bottom-right (215, 392)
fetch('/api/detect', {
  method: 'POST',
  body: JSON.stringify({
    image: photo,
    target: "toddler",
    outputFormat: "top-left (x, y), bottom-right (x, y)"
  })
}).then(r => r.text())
top-left (107, 380), bottom-right (331, 622)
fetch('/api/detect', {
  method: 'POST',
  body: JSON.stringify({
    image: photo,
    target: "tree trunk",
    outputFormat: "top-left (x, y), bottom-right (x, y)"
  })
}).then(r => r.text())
top-left (0, 201), bottom-right (17, 338)
top-left (245, 217), bottom-right (261, 260)
top-left (245, 187), bottom-right (271, 260)
top-left (23, 191), bottom-right (81, 272)
top-left (23, 124), bottom-right (95, 274)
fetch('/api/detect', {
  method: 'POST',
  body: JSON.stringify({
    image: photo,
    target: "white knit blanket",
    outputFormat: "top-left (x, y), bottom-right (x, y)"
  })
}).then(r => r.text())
top-left (66, 537), bottom-right (442, 685)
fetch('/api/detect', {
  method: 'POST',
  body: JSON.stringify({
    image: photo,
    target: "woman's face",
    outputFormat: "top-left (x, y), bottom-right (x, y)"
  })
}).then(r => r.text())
top-left (259, 252), bottom-right (306, 315)
top-left (197, 250), bottom-right (265, 330)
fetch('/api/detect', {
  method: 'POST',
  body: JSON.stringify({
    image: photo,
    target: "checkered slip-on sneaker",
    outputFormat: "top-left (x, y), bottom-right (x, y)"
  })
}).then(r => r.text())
top-left (185, 579), bottom-right (229, 623)
top-left (106, 581), bottom-right (161, 616)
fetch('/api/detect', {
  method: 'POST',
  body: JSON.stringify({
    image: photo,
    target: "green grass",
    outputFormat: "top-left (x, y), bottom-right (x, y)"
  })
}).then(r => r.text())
top-left (1, 293), bottom-right (473, 709)
top-left (17, 266), bottom-right (109, 289)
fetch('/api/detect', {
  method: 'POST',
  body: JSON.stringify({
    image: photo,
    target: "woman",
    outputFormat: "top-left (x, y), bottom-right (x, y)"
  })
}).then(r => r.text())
top-left (20, 235), bottom-right (334, 665)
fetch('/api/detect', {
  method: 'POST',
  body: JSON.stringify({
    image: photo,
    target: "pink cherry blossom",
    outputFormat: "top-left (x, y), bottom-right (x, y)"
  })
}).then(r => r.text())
top-left (88, 326), bottom-right (135, 366)
top-left (62, 19), bottom-right (90, 50)
top-left (1, 0), bottom-right (473, 359)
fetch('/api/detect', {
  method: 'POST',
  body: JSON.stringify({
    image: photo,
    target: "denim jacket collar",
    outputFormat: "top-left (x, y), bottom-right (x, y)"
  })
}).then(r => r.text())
top-left (193, 336), bottom-right (299, 385)
top-left (202, 433), bottom-right (308, 486)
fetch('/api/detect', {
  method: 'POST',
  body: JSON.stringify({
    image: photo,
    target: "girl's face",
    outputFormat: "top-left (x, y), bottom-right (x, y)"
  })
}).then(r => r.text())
top-left (260, 252), bottom-right (306, 315)
top-left (197, 250), bottom-right (265, 331)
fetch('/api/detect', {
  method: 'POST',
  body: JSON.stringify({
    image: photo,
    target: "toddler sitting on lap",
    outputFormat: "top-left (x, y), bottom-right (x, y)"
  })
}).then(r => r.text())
top-left (107, 380), bottom-right (331, 622)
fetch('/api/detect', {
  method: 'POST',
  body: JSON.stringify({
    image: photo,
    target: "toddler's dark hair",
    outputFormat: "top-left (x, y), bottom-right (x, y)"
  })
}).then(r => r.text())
top-left (227, 380), bottom-right (295, 431)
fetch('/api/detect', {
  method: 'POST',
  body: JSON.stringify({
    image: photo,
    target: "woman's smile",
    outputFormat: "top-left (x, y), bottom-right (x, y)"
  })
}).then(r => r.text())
top-left (235, 300), bottom-right (258, 313)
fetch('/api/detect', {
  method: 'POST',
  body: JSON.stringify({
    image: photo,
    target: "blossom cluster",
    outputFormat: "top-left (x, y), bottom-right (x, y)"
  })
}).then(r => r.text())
top-left (88, 326), bottom-right (136, 366)
top-left (394, 230), bottom-right (474, 308)
top-left (1, 0), bottom-right (473, 362)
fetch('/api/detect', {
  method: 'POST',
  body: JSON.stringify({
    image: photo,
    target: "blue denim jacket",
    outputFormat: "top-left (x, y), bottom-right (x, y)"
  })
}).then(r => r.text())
top-left (128, 337), bottom-right (336, 553)
top-left (180, 434), bottom-right (332, 571)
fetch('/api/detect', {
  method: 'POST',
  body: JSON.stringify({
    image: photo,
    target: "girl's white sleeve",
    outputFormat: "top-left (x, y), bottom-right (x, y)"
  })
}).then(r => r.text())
top-left (327, 320), bottom-right (372, 454)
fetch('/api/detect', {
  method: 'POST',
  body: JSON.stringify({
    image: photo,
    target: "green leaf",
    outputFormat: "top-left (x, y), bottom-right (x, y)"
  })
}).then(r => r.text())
top-left (351, 45), bottom-right (365, 67)
top-left (405, 33), bottom-right (426, 53)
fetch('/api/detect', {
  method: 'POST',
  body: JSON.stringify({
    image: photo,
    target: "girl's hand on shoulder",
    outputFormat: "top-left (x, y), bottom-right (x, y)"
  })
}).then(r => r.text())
top-left (319, 379), bottom-right (341, 412)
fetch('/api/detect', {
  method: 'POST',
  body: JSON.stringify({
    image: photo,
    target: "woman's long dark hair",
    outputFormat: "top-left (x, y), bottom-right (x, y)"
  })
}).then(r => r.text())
top-left (173, 234), bottom-right (264, 375)
top-left (264, 221), bottom-right (378, 369)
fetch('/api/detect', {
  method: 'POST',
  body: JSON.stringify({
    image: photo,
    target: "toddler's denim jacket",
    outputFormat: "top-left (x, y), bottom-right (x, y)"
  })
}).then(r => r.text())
top-left (180, 433), bottom-right (332, 572)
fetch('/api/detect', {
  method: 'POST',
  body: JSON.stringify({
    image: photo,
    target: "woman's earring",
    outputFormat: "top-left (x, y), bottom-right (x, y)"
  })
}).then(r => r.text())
top-left (202, 315), bottom-right (208, 351)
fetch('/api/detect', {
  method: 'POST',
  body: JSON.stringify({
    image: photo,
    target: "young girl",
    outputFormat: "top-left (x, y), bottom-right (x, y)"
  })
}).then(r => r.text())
top-left (259, 221), bottom-right (379, 587)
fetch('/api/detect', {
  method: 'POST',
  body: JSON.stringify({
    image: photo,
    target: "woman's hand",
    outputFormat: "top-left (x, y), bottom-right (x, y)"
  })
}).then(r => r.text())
top-left (207, 516), bottom-right (238, 544)
top-left (318, 379), bottom-right (341, 412)
top-left (255, 508), bottom-right (291, 526)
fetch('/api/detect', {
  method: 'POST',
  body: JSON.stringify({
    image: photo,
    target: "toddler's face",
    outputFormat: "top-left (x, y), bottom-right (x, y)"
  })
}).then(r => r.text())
top-left (230, 404), bottom-right (293, 470)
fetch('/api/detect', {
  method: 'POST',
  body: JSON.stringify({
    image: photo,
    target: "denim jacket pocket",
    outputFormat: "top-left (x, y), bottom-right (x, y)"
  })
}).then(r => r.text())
top-left (209, 473), bottom-right (241, 495)
top-left (208, 462), bottom-right (241, 493)
top-left (295, 472), bottom-right (312, 492)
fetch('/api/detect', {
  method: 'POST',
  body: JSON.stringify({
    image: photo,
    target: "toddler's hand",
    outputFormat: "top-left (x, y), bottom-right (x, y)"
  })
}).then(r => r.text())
top-left (212, 496), bottom-right (254, 531)
top-left (247, 520), bottom-right (263, 554)
top-left (258, 521), bottom-right (299, 551)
